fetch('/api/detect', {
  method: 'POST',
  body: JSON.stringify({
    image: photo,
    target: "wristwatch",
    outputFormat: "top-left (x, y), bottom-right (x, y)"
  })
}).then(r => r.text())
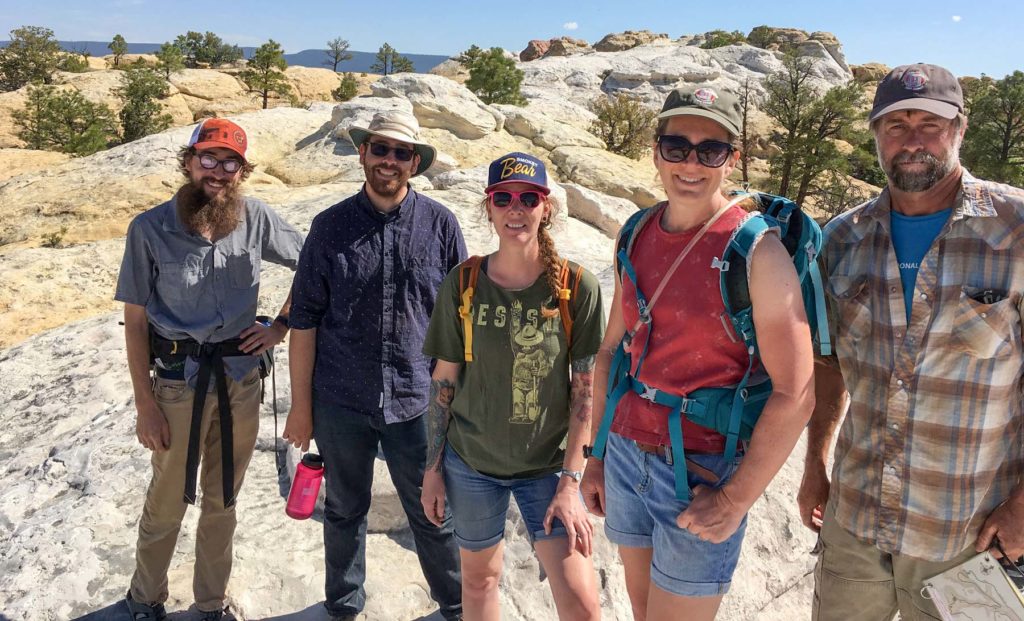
top-left (559, 468), bottom-right (583, 483)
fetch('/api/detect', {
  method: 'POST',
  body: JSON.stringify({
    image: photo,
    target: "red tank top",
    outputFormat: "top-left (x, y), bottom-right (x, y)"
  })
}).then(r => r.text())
top-left (611, 203), bottom-right (753, 451)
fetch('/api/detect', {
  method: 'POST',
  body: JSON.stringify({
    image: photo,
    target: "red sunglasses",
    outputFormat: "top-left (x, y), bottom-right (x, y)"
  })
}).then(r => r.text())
top-left (487, 190), bottom-right (545, 209)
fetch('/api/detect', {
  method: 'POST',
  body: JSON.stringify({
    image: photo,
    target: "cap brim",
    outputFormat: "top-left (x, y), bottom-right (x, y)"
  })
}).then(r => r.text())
top-left (191, 140), bottom-right (246, 161)
top-left (869, 99), bottom-right (960, 122)
top-left (349, 126), bottom-right (436, 176)
top-left (657, 108), bottom-right (740, 138)
top-left (484, 180), bottom-right (551, 195)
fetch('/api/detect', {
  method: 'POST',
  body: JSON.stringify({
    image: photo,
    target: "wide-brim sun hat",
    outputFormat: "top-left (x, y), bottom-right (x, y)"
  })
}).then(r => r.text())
top-left (349, 110), bottom-right (436, 176)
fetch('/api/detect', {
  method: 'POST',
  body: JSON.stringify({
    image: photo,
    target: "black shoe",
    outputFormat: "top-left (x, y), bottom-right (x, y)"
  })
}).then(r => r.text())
top-left (198, 606), bottom-right (235, 621)
top-left (124, 592), bottom-right (168, 621)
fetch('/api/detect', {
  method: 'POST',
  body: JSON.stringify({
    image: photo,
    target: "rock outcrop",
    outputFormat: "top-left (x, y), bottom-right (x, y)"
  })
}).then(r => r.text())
top-left (594, 30), bottom-right (671, 52)
top-left (519, 39), bottom-right (551, 62)
top-left (546, 36), bottom-right (592, 57)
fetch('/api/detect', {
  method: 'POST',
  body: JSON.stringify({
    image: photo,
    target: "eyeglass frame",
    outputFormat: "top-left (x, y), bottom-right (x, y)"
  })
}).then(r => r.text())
top-left (487, 189), bottom-right (546, 209)
top-left (656, 135), bottom-right (736, 168)
top-left (195, 152), bottom-right (244, 173)
top-left (366, 140), bottom-right (416, 162)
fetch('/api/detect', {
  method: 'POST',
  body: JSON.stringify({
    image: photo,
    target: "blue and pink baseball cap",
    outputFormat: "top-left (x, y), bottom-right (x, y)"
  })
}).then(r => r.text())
top-left (485, 152), bottom-right (551, 195)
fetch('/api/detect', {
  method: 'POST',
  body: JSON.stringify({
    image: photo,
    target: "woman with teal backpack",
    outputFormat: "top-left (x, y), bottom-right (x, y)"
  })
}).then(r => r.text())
top-left (420, 152), bottom-right (605, 620)
top-left (580, 86), bottom-right (817, 620)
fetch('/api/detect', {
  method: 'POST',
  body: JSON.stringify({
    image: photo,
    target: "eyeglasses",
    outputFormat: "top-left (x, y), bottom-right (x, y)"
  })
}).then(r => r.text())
top-left (657, 135), bottom-right (735, 168)
top-left (367, 141), bottom-right (415, 162)
top-left (488, 190), bottom-right (544, 209)
top-left (197, 153), bottom-right (243, 173)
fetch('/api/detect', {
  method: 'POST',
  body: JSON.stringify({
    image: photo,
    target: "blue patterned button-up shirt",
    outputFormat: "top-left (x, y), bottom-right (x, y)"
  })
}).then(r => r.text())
top-left (289, 186), bottom-right (467, 423)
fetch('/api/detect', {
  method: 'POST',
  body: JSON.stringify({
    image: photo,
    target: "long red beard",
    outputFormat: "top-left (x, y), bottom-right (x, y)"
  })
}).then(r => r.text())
top-left (175, 180), bottom-right (243, 239)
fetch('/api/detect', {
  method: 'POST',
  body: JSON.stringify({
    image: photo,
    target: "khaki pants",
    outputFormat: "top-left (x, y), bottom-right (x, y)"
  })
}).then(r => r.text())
top-left (813, 503), bottom-right (978, 621)
top-left (129, 368), bottom-right (261, 612)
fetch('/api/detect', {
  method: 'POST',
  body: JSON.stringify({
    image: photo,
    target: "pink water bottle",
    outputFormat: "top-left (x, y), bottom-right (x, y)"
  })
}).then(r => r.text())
top-left (286, 453), bottom-right (324, 520)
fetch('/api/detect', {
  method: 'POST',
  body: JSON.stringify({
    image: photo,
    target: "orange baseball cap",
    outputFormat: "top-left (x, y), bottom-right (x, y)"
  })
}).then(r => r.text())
top-left (188, 118), bottom-right (248, 160)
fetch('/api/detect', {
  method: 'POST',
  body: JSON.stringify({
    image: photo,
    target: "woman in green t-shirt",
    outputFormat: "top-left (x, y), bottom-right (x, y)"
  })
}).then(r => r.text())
top-left (421, 152), bottom-right (605, 620)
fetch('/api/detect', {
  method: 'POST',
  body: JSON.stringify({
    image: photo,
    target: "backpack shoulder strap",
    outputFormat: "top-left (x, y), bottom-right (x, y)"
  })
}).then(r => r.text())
top-left (615, 206), bottom-right (659, 283)
top-left (557, 259), bottom-right (586, 351)
top-left (458, 256), bottom-right (484, 362)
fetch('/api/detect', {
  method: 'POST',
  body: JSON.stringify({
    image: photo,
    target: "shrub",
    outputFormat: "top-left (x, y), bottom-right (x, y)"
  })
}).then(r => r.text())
top-left (14, 85), bottom-right (118, 156)
top-left (590, 93), bottom-right (656, 160)
top-left (41, 226), bottom-right (68, 248)
top-left (701, 30), bottom-right (746, 49)
top-left (332, 73), bottom-right (359, 102)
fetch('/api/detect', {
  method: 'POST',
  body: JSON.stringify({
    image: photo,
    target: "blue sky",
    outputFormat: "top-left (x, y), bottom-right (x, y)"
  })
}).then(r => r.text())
top-left (2, 0), bottom-right (1021, 78)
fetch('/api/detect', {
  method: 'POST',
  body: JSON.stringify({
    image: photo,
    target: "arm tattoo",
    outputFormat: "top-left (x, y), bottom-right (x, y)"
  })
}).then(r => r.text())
top-left (425, 378), bottom-right (455, 472)
top-left (570, 355), bottom-right (596, 424)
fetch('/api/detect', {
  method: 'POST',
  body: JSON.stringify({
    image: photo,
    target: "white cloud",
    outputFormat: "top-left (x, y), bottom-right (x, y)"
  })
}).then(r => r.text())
top-left (563, 21), bottom-right (579, 31)
top-left (952, 15), bottom-right (962, 22)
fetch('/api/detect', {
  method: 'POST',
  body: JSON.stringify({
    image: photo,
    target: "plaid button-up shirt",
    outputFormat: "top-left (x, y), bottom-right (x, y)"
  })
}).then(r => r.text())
top-left (822, 171), bottom-right (1024, 562)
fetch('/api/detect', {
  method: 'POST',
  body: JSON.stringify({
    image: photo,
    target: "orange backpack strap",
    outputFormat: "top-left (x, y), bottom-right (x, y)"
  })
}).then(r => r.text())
top-left (557, 259), bottom-right (580, 352)
top-left (458, 256), bottom-right (483, 362)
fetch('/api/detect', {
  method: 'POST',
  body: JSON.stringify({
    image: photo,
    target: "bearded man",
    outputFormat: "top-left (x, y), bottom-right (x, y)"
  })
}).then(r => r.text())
top-left (283, 110), bottom-right (466, 621)
top-left (115, 118), bottom-right (303, 621)
top-left (799, 63), bottom-right (1024, 620)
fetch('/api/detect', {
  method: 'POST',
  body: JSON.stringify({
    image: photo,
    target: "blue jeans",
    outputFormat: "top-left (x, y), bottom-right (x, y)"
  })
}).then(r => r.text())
top-left (603, 432), bottom-right (748, 597)
top-left (443, 444), bottom-right (567, 551)
top-left (313, 398), bottom-right (462, 620)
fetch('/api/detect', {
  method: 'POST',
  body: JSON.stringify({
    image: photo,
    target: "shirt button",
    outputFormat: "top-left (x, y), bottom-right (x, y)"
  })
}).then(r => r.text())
top-left (981, 312), bottom-right (988, 318)
top-left (890, 286), bottom-right (898, 293)
top-left (885, 465), bottom-right (897, 476)
top-left (920, 293), bottom-right (928, 300)
top-left (891, 423), bottom-right (899, 431)
top-left (896, 379), bottom-right (904, 387)
top-left (894, 331), bottom-right (902, 339)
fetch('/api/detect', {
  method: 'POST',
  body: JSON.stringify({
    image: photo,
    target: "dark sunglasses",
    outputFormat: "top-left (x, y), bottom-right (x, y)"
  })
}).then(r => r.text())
top-left (367, 141), bottom-right (415, 162)
top-left (488, 190), bottom-right (544, 209)
top-left (657, 135), bottom-right (735, 168)
top-left (197, 153), bottom-right (243, 173)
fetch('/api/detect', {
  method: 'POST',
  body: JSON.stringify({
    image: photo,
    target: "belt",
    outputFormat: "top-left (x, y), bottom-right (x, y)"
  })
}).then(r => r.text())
top-left (151, 333), bottom-right (249, 508)
top-left (633, 442), bottom-right (726, 485)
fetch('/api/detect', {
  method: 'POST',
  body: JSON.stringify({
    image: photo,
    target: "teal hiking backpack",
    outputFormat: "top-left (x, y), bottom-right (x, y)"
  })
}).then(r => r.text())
top-left (590, 191), bottom-right (831, 500)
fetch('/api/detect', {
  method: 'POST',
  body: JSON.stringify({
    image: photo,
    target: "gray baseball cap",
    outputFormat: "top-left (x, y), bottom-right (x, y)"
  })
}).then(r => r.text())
top-left (869, 63), bottom-right (964, 122)
top-left (658, 86), bottom-right (742, 138)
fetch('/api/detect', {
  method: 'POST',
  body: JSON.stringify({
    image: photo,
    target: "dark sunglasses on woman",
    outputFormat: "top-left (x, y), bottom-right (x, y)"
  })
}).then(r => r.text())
top-left (657, 135), bottom-right (735, 168)
top-left (197, 153), bottom-right (243, 173)
top-left (367, 141), bottom-right (415, 162)
top-left (488, 190), bottom-right (544, 209)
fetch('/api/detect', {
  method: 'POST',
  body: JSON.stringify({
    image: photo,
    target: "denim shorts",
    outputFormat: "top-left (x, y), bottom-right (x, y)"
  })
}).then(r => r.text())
top-left (443, 444), bottom-right (567, 551)
top-left (604, 432), bottom-right (748, 597)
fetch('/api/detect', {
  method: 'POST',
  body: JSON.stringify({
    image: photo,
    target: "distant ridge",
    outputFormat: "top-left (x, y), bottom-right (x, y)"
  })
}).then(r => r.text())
top-left (0, 40), bottom-right (451, 74)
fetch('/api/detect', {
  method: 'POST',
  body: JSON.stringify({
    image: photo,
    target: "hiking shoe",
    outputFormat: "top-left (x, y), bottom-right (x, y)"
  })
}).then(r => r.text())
top-left (124, 592), bottom-right (167, 621)
top-left (197, 607), bottom-right (234, 621)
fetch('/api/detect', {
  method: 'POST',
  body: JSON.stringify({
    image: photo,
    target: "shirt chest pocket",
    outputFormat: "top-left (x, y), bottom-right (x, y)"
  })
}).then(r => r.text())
top-left (951, 288), bottom-right (1020, 359)
top-left (226, 247), bottom-right (260, 290)
top-left (157, 255), bottom-right (203, 301)
top-left (826, 275), bottom-right (872, 342)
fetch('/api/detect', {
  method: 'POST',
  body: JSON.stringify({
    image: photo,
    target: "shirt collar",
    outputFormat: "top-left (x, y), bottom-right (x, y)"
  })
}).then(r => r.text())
top-left (162, 196), bottom-right (186, 233)
top-left (857, 168), bottom-right (997, 225)
top-left (358, 184), bottom-right (416, 220)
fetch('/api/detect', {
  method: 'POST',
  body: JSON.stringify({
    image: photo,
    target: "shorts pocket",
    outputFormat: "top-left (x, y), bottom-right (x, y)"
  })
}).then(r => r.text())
top-left (154, 378), bottom-right (189, 404)
top-left (685, 453), bottom-right (739, 491)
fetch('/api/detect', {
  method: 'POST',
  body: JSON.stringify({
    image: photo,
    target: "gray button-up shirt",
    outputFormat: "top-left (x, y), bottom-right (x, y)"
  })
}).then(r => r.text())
top-left (115, 196), bottom-right (304, 382)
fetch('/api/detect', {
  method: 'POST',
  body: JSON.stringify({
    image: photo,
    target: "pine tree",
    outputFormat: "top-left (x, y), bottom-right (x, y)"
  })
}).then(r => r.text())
top-left (324, 37), bottom-right (352, 72)
top-left (14, 85), bottom-right (118, 155)
top-left (108, 34), bottom-right (128, 67)
top-left (370, 43), bottom-right (414, 76)
top-left (0, 25), bottom-right (63, 91)
top-left (155, 42), bottom-right (185, 79)
top-left (117, 66), bottom-right (173, 142)
top-left (463, 47), bottom-right (526, 105)
top-left (239, 40), bottom-right (291, 109)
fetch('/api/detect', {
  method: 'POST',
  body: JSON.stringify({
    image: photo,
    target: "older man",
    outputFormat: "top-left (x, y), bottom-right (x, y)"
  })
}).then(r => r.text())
top-left (799, 63), bottom-right (1024, 620)
top-left (283, 110), bottom-right (466, 621)
top-left (116, 118), bottom-right (303, 620)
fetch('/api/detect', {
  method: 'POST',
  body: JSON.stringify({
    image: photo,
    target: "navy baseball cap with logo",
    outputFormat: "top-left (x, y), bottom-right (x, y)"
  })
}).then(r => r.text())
top-left (658, 85), bottom-right (742, 138)
top-left (869, 63), bottom-right (964, 122)
top-left (485, 152), bottom-right (551, 195)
